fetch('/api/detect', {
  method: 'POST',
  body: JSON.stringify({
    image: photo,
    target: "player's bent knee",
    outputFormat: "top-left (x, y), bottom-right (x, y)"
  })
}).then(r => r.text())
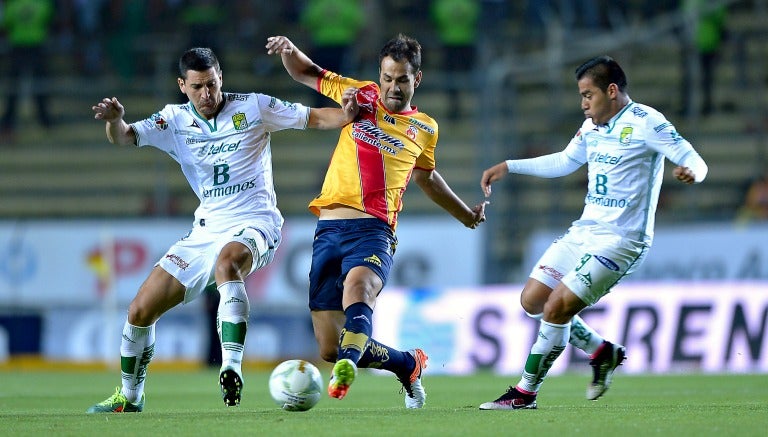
top-left (214, 258), bottom-right (246, 281)
top-left (542, 295), bottom-right (582, 325)
top-left (126, 302), bottom-right (160, 327)
top-left (319, 346), bottom-right (338, 363)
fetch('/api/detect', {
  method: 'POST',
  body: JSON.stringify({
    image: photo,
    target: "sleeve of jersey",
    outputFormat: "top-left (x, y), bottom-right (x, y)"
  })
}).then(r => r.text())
top-left (645, 115), bottom-right (708, 183)
top-left (256, 93), bottom-right (310, 131)
top-left (318, 70), bottom-right (376, 105)
top-left (131, 105), bottom-right (175, 152)
top-left (505, 128), bottom-right (585, 177)
top-left (414, 119), bottom-right (438, 171)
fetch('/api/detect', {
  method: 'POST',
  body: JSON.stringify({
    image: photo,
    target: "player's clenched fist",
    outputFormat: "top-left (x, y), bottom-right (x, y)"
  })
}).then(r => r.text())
top-left (266, 36), bottom-right (295, 56)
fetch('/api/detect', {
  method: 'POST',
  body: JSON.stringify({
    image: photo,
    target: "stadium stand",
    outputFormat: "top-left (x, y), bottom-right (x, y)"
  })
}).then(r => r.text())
top-left (1, 1), bottom-right (765, 282)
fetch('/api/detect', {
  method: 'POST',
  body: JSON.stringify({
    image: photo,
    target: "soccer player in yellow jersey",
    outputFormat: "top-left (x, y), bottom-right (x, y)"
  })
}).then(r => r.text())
top-left (267, 34), bottom-right (487, 408)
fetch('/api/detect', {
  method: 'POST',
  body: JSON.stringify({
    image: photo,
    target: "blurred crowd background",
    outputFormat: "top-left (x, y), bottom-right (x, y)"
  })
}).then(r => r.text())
top-left (1, 0), bottom-right (766, 282)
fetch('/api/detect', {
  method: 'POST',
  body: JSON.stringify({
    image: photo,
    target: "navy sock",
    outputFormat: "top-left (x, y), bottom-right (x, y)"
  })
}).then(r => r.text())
top-left (358, 338), bottom-right (415, 378)
top-left (337, 302), bottom-right (373, 363)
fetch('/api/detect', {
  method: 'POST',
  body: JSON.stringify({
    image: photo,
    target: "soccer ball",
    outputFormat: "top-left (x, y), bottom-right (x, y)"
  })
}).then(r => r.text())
top-left (268, 359), bottom-right (324, 411)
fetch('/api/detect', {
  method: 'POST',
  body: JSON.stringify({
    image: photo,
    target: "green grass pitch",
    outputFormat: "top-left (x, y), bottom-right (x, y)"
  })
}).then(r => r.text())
top-left (1, 368), bottom-right (766, 436)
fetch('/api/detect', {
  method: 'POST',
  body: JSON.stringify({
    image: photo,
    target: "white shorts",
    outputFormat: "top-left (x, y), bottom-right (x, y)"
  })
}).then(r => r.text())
top-left (156, 222), bottom-right (281, 303)
top-left (529, 224), bottom-right (648, 306)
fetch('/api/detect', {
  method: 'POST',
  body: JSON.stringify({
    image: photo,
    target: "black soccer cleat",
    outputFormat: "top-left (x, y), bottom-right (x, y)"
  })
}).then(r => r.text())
top-left (479, 386), bottom-right (537, 410)
top-left (587, 340), bottom-right (626, 400)
top-left (219, 368), bottom-right (244, 406)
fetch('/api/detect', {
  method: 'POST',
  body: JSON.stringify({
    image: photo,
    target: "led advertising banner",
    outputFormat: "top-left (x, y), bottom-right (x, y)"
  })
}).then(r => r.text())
top-left (0, 217), bottom-right (482, 307)
top-left (372, 282), bottom-right (768, 375)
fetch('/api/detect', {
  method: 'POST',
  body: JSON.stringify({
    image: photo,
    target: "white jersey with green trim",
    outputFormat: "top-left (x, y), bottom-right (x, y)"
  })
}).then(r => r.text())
top-left (562, 100), bottom-right (705, 244)
top-left (131, 92), bottom-right (310, 231)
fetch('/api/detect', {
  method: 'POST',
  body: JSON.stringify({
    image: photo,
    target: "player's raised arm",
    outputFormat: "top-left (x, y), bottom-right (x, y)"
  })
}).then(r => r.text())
top-left (266, 36), bottom-right (323, 89)
top-left (91, 97), bottom-right (136, 146)
top-left (308, 87), bottom-right (360, 129)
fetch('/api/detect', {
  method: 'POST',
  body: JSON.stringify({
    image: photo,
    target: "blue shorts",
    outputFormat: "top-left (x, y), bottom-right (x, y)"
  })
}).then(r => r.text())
top-left (308, 218), bottom-right (396, 311)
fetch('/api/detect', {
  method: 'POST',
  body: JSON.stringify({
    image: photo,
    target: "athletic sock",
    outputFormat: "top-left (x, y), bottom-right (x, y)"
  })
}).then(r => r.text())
top-left (517, 320), bottom-right (570, 393)
top-left (568, 314), bottom-right (604, 355)
top-left (529, 311), bottom-right (604, 355)
top-left (120, 322), bottom-right (155, 403)
top-left (217, 280), bottom-right (249, 374)
top-left (525, 311), bottom-right (543, 321)
top-left (357, 338), bottom-right (414, 376)
top-left (337, 302), bottom-right (373, 364)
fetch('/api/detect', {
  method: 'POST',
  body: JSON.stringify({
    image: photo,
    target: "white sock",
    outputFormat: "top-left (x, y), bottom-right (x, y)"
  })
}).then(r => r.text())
top-left (518, 320), bottom-right (570, 393)
top-left (119, 322), bottom-right (155, 403)
top-left (525, 311), bottom-right (543, 321)
top-left (217, 281), bottom-right (249, 375)
top-left (568, 315), bottom-right (604, 355)
top-left (528, 312), bottom-right (603, 355)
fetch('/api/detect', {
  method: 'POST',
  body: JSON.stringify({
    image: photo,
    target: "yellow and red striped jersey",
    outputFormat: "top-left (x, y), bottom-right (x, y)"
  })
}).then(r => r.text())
top-left (309, 70), bottom-right (439, 229)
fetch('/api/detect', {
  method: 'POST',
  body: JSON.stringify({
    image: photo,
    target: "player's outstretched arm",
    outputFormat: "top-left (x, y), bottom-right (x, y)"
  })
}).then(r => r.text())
top-left (91, 97), bottom-right (136, 146)
top-left (414, 169), bottom-right (487, 229)
top-left (308, 87), bottom-right (359, 129)
top-left (266, 35), bottom-right (323, 89)
top-left (480, 161), bottom-right (510, 198)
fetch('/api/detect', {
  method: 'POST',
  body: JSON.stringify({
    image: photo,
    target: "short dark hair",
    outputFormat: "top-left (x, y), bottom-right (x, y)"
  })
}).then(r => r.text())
top-left (575, 55), bottom-right (627, 92)
top-left (178, 47), bottom-right (221, 78)
top-left (378, 34), bottom-right (422, 73)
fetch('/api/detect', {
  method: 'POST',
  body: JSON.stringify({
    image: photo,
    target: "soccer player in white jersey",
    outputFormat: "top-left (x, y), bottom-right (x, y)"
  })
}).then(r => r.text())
top-left (478, 55), bottom-right (708, 410)
top-left (86, 47), bottom-right (359, 413)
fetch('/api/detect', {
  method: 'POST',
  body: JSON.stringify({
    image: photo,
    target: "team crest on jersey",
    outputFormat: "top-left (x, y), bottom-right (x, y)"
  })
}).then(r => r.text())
top-left (619, 126), bottom-right (633, 145)
top-left (232, 112), bottom-right (248, 130)
top-left (406, 125), bottom-right (417, 141)
top-left (151, 113), bottom-right (168, 131)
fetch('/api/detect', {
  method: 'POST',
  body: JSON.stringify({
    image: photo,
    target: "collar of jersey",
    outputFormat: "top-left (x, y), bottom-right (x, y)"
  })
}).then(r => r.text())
top-left (602, 99), bottom-right (634, 133)
top-left (190, 102), bottom-right (220, 132)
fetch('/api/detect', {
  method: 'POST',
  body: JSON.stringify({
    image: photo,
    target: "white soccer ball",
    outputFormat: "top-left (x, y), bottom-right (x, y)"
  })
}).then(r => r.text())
top-left (268, 359), bottom-right (324, 411)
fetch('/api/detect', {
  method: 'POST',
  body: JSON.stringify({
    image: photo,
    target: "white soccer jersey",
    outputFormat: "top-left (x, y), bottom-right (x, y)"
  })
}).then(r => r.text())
top-left (131, 92), bottom-right (310, 231)
top-left (560, 100), bottom-right (705, 244)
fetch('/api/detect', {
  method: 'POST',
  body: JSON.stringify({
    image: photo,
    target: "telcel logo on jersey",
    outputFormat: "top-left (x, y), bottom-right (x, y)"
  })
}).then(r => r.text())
top-left (588, 152), bottom-right (622, 165)
top-left (198, 140), bottom-right (241, 157)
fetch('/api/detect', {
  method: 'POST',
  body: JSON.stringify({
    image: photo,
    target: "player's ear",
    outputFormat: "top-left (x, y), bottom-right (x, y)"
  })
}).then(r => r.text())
top-left (414, 70), bottom-right (422, 88)
top-left (608, 83), bottom-right (618, 99)
top-left (177, 77), bottom-right (185, 93)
